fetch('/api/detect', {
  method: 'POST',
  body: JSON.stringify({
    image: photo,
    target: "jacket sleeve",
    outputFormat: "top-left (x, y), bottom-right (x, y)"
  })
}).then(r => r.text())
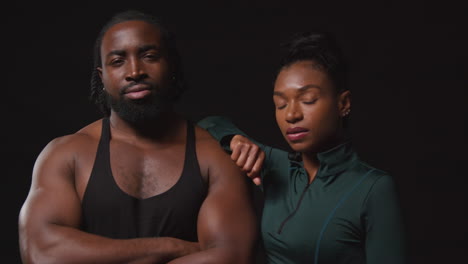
top-left (363, 174), bottom-right (407, 264)
top-left (197, 115), bottom-right (267, 154)
top-left (197, 115), bottom-right (280, 187)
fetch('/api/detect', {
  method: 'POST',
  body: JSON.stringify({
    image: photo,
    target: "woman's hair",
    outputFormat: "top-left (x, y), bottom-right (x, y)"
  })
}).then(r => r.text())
top-left (278, 31), bottom-right (348, 92)
top-left (89, 9), bottom-right (186, 116)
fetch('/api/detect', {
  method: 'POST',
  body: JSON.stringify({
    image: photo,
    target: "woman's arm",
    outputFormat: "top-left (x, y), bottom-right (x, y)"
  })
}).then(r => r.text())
top-left (197, 116), bottom-right (269, 185)
top-left (363, 174), bottom-right (407, 264)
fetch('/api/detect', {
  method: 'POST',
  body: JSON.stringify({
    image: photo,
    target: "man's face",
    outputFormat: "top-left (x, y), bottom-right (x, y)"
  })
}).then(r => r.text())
top-left (98, 20), bottom-right (174, 123)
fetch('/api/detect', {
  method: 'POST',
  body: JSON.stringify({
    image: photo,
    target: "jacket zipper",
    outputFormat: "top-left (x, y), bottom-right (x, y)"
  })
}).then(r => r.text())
top-left (277, 183), bottom-right (311, 234)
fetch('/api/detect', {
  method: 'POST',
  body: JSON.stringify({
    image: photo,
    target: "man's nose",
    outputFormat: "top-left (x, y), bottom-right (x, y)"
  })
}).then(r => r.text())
top-left (125, 59), bottom-right (148, 82)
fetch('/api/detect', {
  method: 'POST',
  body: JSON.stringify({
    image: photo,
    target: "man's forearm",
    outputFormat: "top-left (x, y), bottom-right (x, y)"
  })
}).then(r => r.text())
top-left (22, 224), bottom-right (199, 264)
top-left (167, 246), bottom-right (252, 264)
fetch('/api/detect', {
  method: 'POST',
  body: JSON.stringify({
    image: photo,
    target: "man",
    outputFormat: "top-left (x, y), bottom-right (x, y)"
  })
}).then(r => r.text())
top-left (18, 10), bottom-right (258, 264)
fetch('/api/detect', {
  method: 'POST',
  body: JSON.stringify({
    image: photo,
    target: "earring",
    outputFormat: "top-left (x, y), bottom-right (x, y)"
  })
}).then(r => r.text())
top-left (343, 109), bottom-right (351, 117)
top-left (102, 87), bottom-right (105, 91)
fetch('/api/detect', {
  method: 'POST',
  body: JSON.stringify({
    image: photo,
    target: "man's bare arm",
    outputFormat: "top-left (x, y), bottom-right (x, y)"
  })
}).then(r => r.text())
top-left (18, 136), bottom-right (199, 264)
top-left (167, 129), bottom-right (259, 264)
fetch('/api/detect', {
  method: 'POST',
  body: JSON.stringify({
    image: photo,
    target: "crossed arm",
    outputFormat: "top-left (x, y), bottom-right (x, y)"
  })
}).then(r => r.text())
top-left (18, 132), bottom-right (258, 264)
top-left (168, 130), bottom-right (259, 263)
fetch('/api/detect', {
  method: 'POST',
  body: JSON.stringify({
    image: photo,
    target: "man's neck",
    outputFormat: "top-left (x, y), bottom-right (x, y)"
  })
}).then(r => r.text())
top-left (108, 111), bottom-right (185, 145)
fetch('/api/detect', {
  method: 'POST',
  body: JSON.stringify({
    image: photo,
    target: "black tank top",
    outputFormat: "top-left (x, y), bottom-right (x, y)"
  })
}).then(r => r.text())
top-left (81, 118), bottom-right (207, 241)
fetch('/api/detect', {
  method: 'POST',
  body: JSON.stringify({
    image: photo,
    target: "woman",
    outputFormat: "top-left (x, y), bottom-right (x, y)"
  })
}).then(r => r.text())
top-left (198, 32), bottom-right (406, 264)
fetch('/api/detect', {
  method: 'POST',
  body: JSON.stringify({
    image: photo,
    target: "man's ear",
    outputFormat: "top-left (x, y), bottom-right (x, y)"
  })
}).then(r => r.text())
top-left (97, 67), bottom-right (103, 79)
top-left (338, 90), bottom-right (351, 117)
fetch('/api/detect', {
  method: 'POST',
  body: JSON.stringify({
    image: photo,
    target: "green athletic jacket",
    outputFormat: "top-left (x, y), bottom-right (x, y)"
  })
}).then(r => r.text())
top-left (198, 116), bottom-right (407, 264)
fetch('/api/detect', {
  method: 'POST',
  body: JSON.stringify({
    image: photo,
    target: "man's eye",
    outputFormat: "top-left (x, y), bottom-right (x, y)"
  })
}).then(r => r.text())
top-left (110, 59), bottom-right (124, 66)
top-left (144, 53), bottom-right (161, 60)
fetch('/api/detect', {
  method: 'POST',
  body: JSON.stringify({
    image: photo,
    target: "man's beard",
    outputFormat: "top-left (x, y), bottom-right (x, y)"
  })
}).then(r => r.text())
top-left (105, 86), bottom-right (175, 125)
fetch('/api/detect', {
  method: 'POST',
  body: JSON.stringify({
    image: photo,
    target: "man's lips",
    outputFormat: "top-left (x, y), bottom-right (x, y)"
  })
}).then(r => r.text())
top-left (123, 83), bottom-right (151, 94)
top-left (286, 127), bottom-right (309, 141)
top-left (122, 84), bottom-right (152, 100)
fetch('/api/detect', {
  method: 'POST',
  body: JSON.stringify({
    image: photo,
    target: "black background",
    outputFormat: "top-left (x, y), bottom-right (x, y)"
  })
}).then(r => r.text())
top-left (6, 0), bottom-right (467, 263)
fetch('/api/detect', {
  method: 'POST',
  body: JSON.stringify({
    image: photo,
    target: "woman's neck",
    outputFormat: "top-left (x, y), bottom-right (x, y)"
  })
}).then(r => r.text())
top-left (301, 153), bottom-right (320, 184)
top-left (300, 134), bottom-right (348, 183)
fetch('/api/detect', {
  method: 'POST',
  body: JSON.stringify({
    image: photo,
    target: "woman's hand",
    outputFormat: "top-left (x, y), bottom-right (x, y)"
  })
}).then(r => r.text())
top-left (229, 135), bottom-right (265, 185)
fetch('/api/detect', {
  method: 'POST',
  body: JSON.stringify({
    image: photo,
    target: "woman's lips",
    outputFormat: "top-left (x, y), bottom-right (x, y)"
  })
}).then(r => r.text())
top-left (286, 127), bottom-right (309, 141)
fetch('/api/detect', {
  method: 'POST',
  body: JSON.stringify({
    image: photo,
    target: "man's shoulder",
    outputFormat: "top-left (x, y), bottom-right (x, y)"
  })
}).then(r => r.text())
top-left (194, 125), bottom-right (226, 155)
top-left (44, 119), bottom-right (103, 154)
top-left (75, 118), bottom-right (103, 137)
top-left (193, 124), bottom-right (238, 177)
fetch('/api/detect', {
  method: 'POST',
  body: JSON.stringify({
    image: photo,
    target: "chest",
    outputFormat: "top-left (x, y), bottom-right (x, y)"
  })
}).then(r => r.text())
top-left (79, 129), bottom-right (208, 239)
top-left (110, 142), bottom-right (186, 198)
top-left (75, 138), bottom-right (191, 200)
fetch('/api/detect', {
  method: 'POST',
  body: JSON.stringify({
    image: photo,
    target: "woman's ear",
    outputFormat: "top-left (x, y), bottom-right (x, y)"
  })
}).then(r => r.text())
top-left (338, 90), bottom-right (351, 117)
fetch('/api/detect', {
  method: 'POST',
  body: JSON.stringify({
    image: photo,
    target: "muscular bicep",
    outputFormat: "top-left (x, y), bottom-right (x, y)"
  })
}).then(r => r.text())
top-left (20, 132), bottom-right (200, 264)
top-left (19, 137), bottom-right (83, 259)
top-left (196, 143), bottom-right (258, 263)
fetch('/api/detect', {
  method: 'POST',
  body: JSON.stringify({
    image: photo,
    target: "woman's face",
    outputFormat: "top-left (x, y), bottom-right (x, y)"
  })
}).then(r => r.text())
top-left (273, 60), bottom-right (350, 153)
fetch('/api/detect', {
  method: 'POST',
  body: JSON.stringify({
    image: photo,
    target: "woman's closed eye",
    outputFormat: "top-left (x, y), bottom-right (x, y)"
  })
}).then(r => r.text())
top-left (273, 96), bottom-right (288, 110)
top-left (302, 98), bottom-right (318, 105)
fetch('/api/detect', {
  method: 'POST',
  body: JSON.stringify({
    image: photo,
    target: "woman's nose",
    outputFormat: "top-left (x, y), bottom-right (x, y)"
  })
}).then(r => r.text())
top-left (285, 103), bottom-right (303, 123)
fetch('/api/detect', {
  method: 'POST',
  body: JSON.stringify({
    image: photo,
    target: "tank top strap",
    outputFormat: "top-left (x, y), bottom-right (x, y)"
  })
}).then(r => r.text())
top-left (182, 120), bottom-right (204, 188)
top-left (185, 120), bottom-right (195, 157)
top-left (97, 117), bottom-right (111, 165)
top-left (183, 120), bottom-right (196, 168)
top-left (102, 117), bottom-right (110, 140)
